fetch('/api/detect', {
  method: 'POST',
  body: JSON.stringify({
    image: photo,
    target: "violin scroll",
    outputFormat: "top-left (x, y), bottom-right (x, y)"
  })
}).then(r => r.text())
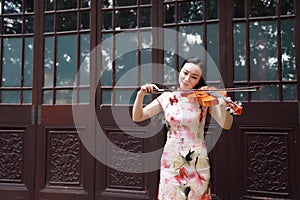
top-left (224, 97), bottom-right (243, 116)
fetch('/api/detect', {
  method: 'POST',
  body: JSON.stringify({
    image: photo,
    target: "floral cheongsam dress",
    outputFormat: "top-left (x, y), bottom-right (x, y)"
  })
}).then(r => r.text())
top-left (156, 91), bottom-right (212, 200)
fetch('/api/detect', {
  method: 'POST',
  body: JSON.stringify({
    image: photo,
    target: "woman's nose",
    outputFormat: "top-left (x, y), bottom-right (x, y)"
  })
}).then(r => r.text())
top-left (184, 75), bottom-right (190, 81)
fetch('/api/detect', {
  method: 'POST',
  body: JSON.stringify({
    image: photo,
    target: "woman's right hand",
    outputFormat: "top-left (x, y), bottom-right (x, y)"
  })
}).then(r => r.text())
top-left (139, 84), bottom-right (160, 95)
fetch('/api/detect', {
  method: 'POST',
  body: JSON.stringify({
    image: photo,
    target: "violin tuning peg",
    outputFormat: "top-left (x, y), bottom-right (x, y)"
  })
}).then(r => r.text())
top-left (226, 107), bottom-right (231, 111)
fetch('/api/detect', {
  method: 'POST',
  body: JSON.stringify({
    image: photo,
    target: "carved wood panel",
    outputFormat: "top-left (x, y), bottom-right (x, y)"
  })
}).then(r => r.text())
top-left (36, 126), bottom-right (94, 200)
top-left (101, 128), bottom-right (150, 199)
top-left (240, 127), bottom-right (294, 199)
top-left (0, 129), bottom-right (24, 183)
top-left (47, 130), bottom-right (81, 187)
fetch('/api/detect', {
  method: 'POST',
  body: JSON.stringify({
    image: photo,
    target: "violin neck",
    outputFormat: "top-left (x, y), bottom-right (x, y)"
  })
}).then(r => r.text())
top-left (207, 91), bottom-right (226, 100)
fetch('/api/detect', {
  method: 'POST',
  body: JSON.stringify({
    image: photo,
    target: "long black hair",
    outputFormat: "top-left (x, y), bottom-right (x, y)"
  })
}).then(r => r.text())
top-left (180, 57), bottom-right (207, 89)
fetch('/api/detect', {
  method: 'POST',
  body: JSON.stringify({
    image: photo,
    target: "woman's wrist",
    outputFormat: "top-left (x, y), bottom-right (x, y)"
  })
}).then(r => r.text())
top-left (137, 90), bottom-right (146, 97)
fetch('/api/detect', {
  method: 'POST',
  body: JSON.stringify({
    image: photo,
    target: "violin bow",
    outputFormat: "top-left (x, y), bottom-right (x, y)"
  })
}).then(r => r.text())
top-left (152, 86), bottom-right (260, 94)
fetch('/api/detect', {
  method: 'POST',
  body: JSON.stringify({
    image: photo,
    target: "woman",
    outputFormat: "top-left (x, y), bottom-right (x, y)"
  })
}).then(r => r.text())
top-left (132, 57), bottom-right (233, 200)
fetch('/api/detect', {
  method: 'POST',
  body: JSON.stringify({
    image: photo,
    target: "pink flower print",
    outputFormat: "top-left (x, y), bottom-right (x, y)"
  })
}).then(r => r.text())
top-left (170, 116), bottom-right (181, 126)
top-left (183, 126), bottom-right (194, 140)
top-left (174, 167), bottom-right (189, 186)
top-left (162, 159), bottom-right (170, 169)
top-left (201, 189), bottom-right (212, 200)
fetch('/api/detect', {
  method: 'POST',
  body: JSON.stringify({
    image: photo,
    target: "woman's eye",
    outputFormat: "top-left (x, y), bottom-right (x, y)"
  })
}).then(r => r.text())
top-left (183, 71), bottom-right (188, 75)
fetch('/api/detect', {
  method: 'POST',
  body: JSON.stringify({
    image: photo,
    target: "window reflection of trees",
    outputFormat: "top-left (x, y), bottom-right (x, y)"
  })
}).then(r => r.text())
top-left (233, 0), bottom-right (296, 101)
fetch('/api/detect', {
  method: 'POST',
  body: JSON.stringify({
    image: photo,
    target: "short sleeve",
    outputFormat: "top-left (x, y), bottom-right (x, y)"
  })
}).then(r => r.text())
top-left (156, 92), bottom-right (172, 110)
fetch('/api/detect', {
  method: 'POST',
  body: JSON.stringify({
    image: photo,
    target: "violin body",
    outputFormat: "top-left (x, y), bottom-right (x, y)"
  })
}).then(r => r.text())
top-left (184, 88), bottom-right (243, 115)
top-left (187, 90), bottom-right (227, 107)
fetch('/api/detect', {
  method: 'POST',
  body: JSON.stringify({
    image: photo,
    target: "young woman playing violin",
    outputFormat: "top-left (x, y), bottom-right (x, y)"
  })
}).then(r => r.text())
top-left (132, 57), bottom-right (233, 200)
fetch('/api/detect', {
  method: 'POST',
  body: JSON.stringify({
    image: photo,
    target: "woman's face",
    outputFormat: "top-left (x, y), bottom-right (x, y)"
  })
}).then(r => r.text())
top-left (178, 62), bottom-right (202, 90)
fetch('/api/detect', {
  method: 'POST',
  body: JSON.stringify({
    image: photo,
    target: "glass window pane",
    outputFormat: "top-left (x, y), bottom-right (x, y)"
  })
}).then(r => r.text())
top-left (281, 19), bottom-right (295, 81)
top-left (45, 14), bottom-right (54, 33)
top-left (141, 0), bottom-right (151, 5)
top-left (234, 0), bottom-right (245, 18)
top-left (235, 90), bottom-right (248, 101)
top-left (0, 17), bottom-right (2, 33)
top-left (164, 3), bottom-right (175, 24)
top-left (115, 32), bottom-right (138, 86)
top-left (43, 90), bottom-right (53, 104)
top-left (80, 34), bottom-right (90, 86)
top-left (102, 90), bottom-right (112, 104)
top-left (115, 0), bottom-right (137, 7)
top-left (44, 36), bottom-right (54, 87)
top-left (4, 16), bottom-right (22, 34)
top-left (57, 0), bottom-right (77, 10)
top-left (25, 16), bottom-right (34, 33)
top-left (102, 11), bottom-right (113, 30)
top-left (178, 1), bottom-right (203, 23)
top-left (234, 23), bottom-right (247, 81)
top-left (283, 84), bottom-right (296, 100)
top-left (25, 0), bottom-right (34, 13)
top-left (4, 0), bottom-right (22, 14)
top-left (2, 38), bottom-right (22, 87)
top-left (115, 9), bottom-right (137, 29)
top-left (115, 89), bottom-right (135, 104)
top-left (206, 0), bottom-right (218, 20)
top-left (80, 11), bottom-right (90, 30)
top-left (24, 37), bottom-right (34, 87)
top-left (45, 0), bottom-right (54, 11)
top-left (164, 28), bottom-right (176, 84)
top-left (23, 90), bottom-right (32, 104)
top-left (82, 0), bottom-right (91, 8)
top-left (178, 25), bottom-right (204, 59)
top-left (1, 91), bottom-right (20, 104)
top-left (249, 0), bottom-right (276, 17)
top-left (252, 85), bottom-right (278, 101)
top-left (56, 35), bottom-right (78, 86)
top-left (79, 89), bottom-right (89, 103)
top-left (103, 0), bottom-right (113, 8)
top-left (101, 34), bottom-right (113, 86)
top-left (56, 90), bottom-right (73, 104)
top-left (250, 21), bottom-right (278, 81)
top-left (207, 23), bottom-right (219, 67)
top-left (281, 0), bottom-right (294, 15)
top-left (115, 51), bottom-right (138, 86)
top-left (140, 8), bottom-right (151, 27)
top-left (57, 12), bottom-right (77, 32)
top-left (140, 31), bottom-right (152, 85)
top-left (164, 51), bottom-right (177, 84)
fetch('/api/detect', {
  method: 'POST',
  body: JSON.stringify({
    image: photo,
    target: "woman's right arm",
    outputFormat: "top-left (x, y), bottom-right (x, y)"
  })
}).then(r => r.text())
top-left (132, 84), bottom-right (163, 122)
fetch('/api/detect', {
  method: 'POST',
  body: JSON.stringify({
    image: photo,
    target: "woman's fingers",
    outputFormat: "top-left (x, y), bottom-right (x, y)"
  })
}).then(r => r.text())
top-left (140, 84), bottom-right (159, 94)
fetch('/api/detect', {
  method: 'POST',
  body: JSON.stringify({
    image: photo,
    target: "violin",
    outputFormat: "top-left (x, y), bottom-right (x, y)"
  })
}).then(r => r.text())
top-left (181, 87), bottom-right (243, 115)
top-left (153, 86), bottom-right (259, 116)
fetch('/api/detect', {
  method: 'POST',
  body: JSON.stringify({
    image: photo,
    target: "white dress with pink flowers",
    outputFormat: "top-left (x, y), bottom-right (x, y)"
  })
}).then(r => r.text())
top-left (156, 91), bottom-right (212, 200)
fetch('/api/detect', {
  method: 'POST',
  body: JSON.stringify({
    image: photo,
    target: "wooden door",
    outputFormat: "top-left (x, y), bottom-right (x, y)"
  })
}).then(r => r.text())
top-left (0, 1), bottom-right (36, 199)
top-left (212, 1), bottom-right (300, 199)
top-left (34, 0), bottom-right (95, 199)
top-left (0, 0), bottom-right (95, 200)
top-left (95, 1), bottom-right (162, 199)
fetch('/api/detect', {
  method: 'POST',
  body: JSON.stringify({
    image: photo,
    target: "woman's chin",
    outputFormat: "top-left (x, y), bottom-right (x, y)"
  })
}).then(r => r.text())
top-left (180, 85), bottom-right (192, 90)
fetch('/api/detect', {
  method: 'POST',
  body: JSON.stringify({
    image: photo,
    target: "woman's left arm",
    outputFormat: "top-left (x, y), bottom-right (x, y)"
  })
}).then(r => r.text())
top-left (208, 98), bottom-right (233, 130)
